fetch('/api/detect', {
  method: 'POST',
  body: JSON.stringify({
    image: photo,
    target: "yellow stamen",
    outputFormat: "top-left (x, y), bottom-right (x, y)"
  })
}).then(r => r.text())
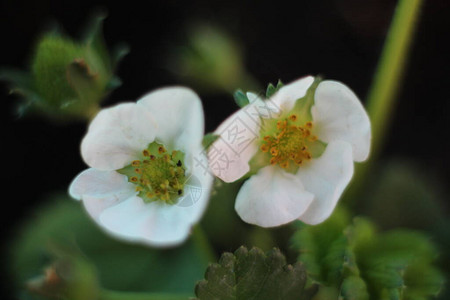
top-left (261, 119), bottom-right (317, 168)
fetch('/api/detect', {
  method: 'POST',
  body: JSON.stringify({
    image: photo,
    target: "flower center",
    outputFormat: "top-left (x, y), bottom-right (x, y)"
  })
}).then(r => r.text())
top-left (118, 142), bottom-right (186, 204)
top-left (260, 114), bottom-right (318, 169)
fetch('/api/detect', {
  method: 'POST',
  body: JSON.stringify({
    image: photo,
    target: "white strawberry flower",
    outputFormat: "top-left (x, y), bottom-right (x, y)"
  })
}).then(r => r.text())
top-left (69, 87), bottom-right (213, 247)
top-left (208, 76), bottom-right (371, 227)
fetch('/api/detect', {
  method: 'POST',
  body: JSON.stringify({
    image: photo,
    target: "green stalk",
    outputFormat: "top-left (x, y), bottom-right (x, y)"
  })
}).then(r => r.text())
top-left (345, 0), bottom-right (424, 203)
top-left (191, 225), bottom-right (217, 262)
top-left (367, 0), bottom-right (423, 157)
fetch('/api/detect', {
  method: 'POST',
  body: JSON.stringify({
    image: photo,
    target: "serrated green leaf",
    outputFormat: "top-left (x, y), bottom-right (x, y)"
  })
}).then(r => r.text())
top-left (233, 89), bottom-right (249, 108)
top-left (195, 246), bottom-right (317, 300)
top-left (292, 207), bottom-right (351, 284)
top-left (355, 230), bottom-right (444, 300)
top-left (292, 208), bottom-right (444, 300)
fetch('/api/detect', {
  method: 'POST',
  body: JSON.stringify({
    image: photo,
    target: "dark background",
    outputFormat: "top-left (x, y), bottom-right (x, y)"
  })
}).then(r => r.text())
top-left (1, 0), bottom-right (449, 298)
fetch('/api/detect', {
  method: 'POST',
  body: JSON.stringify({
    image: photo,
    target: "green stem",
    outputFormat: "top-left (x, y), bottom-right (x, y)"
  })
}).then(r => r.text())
top-left (191, 225), bottom-right (217, 262)
top-left (99, 290), bottom-right (191, 300)
top-left (345, 0), bottom-right (424, 203)
top-left (367, 0), bottom-right (423, 157)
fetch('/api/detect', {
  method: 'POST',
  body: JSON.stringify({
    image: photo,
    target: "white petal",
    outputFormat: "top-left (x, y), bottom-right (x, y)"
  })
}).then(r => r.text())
top-left (99, 197), bottom-right (196, 247)
top-left (180, 148), bottom-right (214, 223)
top-left (297, 141), bottom-right (354, 225)
top-left (312, 80), bottom-right (371, 162)
top-left (271, 76), bottom-right (315, 112)
top-left (208, 101), bottom-right (263, 182)
top-left (69, 168), bottom-right (135, 200)
top-left (82, 195), bottom-right (127, 221)
top-left (137, 87), bottom-right (204, 154)
top-left (235, 166), bottom-right (314, 227)
top-left (81, 103), bottom-right (157, 170)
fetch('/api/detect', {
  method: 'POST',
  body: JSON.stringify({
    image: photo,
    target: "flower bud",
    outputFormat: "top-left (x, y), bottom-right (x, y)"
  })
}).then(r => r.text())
top-left (0, 13), bottom-right (128, 121)
top-left (168, 24), bottom-right (260, 94)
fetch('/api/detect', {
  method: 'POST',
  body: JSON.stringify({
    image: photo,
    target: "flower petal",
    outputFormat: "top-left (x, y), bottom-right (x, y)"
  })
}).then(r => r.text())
top-left (69, 168), bottom-right (137, 221)
top-left (98, 196), bottom-right (198, 247)
top-left (208, 100), bottom-right (263, 182)
top-left (312, 80), bottom-right (371, 162)
top-left (297, 140), bottom-right (354, 225)
top-left (137, 87), bottom-right (205, 154)
top-left (271, 76), bottom-right (315, 112)
top-left (81, 103), bottom-right (157, 170)
top-left (235, 165), bottom-right (314, 227)
top-left (82, 195), bottom-right (126, 221)
top-left (181, 147), bottom-right (214, 223)
top-left (69, 168), bottom-right (136, 200)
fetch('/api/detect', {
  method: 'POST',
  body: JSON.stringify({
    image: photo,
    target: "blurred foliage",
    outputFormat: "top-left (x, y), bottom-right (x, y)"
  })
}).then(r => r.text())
top-left (0, 12), bottom-right (128, 121)
top-left (194, 246), bottom-right (317, 300)
top-left (9, 194), bottom-right (211, 299)
top-left (292, 207), bottom-right (444, 300)
top-left (167, 24), bottom-right (260, 94)
top-left (357, 159), bottom-right (450, 299)
top-left (25, 246), bottom-right (100, 300)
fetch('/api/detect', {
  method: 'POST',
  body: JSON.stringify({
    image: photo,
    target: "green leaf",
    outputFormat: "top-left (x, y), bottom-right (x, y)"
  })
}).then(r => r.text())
top-left (265, 80), bottom-right (283, 98)
top-left (9, 194), bottom-right (211, 298)
top-left (291, 207), bottom-right (351, 285)
top-left (233, 89), bottom-right (249, 108)
top-left (82, 10), bottom-right (112, 73)
top-left (111, 43), bottom-right (130, 70)
top-left (195, 246), bottom-right (317, 300)
top-left (0, 68), bottom-right (43, 116)
top-left (291, 208), bottom-right (445, 300)
top-left (202, 133), bottom-right (220, 150)
top-left (359, 160), bottom-right (450, 299)
top-left (0, 68), bottom-right (34, 94)
top-left (361, 160), bottom-right (446, 231)
top-left (340, 276), bottom-right (369, 300)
